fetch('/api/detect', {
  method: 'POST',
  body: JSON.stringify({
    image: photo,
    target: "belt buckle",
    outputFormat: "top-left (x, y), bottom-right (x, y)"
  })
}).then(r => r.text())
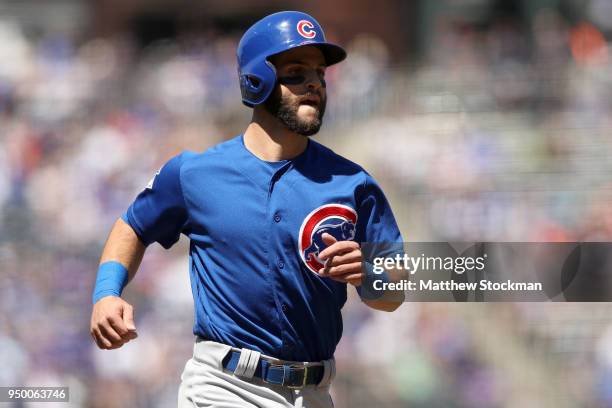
top-left (275, 363), bottom-right (308, 389)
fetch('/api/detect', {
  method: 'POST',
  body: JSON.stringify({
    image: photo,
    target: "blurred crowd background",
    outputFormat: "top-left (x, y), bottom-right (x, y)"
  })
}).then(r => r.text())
top-left (2, 0), bottom-right (612, 406)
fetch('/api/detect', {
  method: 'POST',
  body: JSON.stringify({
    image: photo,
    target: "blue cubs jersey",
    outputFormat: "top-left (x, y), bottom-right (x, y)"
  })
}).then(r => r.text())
top-left (122, 135), bottom-right (402, 361)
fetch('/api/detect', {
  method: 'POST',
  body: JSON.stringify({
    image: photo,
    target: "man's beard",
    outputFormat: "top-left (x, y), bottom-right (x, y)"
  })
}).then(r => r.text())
top-left (263, 88), bottom-right (326, 136)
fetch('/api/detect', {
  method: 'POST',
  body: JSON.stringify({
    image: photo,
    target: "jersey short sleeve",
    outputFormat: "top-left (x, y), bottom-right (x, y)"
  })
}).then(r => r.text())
top-left (355, 173), bottom-right (403, 246)
top-left (355, 174), bottom-right (404, 300)
top-left (122, 152), bottom-right (191, 249)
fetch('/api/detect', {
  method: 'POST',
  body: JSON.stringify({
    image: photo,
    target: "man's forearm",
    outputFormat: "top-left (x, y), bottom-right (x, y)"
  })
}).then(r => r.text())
top-left (91, 218), bottom-right (145, 349)
top-left (99, 218), bottom-right (146, 283)
top-left (361, 264), bottom-right (406, 312)
top-left (362, 298), bottom-right (403, 312)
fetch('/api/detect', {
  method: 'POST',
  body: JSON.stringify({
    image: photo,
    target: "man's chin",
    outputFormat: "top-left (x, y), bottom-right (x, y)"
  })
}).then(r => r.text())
top-left (297, 113), bottom-right (320, 125)
top-left (267, 97), bottom-right (326, 136)
top-left (294, 117), bottom-right (323, 136)
top-left (296, 127), bottom-right (321, 137)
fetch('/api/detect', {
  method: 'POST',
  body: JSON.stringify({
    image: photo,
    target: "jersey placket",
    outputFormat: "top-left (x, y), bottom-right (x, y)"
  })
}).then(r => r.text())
top-left (266, 161), bottom-right (296, 359)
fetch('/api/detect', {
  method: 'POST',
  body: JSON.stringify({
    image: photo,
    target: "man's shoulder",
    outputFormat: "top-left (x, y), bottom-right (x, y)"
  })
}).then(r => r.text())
top-left (178, 135), bottom-right (242, 168)
top-left (202, 135), bottom-right (243, 156)
top-left (309, 139), bottom-right (368, 177)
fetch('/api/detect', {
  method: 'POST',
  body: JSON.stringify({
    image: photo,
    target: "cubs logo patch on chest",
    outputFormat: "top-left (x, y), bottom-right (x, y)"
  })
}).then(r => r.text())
top-left (298, 204), bottom-right (357, 273)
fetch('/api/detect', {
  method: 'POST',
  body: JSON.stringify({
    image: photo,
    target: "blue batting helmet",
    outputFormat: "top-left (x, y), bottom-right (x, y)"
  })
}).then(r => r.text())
top-left (237, 11), bottom-right (347, 107)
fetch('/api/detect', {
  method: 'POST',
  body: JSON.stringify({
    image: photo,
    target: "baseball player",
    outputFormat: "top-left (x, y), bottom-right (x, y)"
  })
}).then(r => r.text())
top-left (90, 11), bottom-right (404, 408)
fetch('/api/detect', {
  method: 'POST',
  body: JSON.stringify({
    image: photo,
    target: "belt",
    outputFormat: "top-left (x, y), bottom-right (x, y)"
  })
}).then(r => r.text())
top-left (222, 350), bottom-right (324, 388)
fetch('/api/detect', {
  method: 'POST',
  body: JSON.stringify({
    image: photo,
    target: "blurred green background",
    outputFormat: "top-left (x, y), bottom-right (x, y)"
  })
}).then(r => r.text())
top-left (2, 0), bottom-right (612, 406)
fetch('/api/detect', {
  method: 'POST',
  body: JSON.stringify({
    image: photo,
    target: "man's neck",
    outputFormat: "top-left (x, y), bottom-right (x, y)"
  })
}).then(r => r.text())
top-left (243, 109), bottom-right (308, 162)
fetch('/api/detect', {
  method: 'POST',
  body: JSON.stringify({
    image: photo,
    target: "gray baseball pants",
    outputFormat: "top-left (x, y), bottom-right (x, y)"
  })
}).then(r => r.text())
top-left (178, 339), bottom-right (336, 407)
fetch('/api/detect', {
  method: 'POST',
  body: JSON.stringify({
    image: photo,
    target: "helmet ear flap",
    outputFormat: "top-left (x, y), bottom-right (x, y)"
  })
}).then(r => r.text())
top-left (238, 60), bottom-right (277, 107)
top-left (239, 74), bottom-right (264, 107)
top-left (241, 74), bottom-right (264, 93)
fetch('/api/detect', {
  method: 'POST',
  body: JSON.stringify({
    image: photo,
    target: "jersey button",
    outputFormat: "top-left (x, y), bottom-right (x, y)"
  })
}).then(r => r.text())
top-left (281, 304), bottom-right (288, 312)
top-left (278, 260), bottom-right (285, 269)
top-left (274, 214), bottom-right (281, 223)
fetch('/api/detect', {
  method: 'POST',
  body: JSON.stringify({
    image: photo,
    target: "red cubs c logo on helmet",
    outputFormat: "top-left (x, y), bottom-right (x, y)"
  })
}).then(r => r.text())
top-left (299, 204), bottom-right (358, 273)
top-left (297, 20), bottom-right (317, 39)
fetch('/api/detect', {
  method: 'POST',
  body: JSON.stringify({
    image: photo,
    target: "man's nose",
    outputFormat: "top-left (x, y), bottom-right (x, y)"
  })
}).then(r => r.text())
top-left (305, 71), bottom-right (325, 91)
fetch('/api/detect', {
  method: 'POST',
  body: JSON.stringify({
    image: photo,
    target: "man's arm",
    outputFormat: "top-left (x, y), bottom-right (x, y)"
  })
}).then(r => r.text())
top-left (361, 298), bottom-right (402, 312)
top-left (317, 234), bottom-right (404, 312)
top-left (90, 218), bottom-right (146, 350)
